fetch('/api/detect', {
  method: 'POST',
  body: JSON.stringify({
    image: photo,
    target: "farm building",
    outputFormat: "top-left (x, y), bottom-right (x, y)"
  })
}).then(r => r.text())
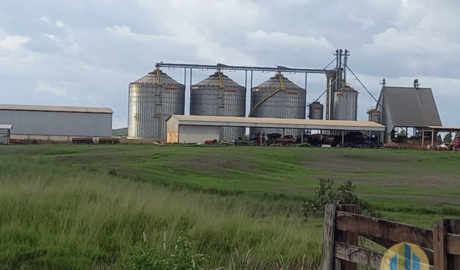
top-left (375, 83), bottom-right (442, 143)
top-left (165, 115), bottom-right (385, 144)
top-left (0, 104), bottom-right (113, 142)
top-left (0, 124), bottom-right (12, 144)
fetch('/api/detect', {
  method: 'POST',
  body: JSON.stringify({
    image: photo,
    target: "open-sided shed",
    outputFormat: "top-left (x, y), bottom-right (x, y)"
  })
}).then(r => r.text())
top-left (166, 115), bottom-right (385, 144)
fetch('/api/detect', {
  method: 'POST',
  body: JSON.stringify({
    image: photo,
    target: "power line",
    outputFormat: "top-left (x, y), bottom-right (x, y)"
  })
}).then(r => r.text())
top-left (346, 65), bottom-right (378, 103)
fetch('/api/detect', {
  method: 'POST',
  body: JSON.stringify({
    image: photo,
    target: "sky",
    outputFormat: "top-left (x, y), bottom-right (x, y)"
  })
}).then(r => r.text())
top-left (0, 0), bottom-right (459, 129)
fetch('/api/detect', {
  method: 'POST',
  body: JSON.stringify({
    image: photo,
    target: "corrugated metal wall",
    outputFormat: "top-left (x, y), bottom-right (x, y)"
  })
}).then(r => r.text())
top-left (178, 125), bottom-right (220, 143)
top-left (0, 110), bottom-right (112, 137)
top-left (190, 72), bottom-right (246, 141)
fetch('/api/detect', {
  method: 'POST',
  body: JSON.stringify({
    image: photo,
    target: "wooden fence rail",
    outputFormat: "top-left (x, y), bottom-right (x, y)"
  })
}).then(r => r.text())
top-left (321, 203), bottom-right (460, 270)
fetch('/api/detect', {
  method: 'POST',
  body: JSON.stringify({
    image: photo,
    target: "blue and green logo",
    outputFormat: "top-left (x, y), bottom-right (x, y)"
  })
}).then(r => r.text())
top-left (381, 242), bottom-right (429, 270)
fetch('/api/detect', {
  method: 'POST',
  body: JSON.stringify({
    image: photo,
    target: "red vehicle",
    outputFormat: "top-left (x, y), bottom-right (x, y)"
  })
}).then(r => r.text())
top-left (452, 137), bottom-right (460, 149)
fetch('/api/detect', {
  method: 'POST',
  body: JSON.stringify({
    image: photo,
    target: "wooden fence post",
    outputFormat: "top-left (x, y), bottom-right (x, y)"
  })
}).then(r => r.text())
top-left (443, 219), bottom-right (460, 270)
top-left (321, 203), bottom-right (337, 270)
top-left (434, 224), bottom-right (447, 270)
top-left (335, 204), bottom-right (360, 270)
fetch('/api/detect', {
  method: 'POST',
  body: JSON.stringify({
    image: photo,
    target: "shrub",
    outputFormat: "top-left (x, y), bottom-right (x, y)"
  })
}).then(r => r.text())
top-left (301, 179), bottom-right (380, 221)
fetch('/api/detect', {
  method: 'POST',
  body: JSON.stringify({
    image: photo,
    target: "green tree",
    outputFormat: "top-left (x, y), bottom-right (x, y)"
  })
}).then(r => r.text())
top-left (437, 134), bottom-right (443, 142)
top-left (444, 132), bottom-right (452, 144)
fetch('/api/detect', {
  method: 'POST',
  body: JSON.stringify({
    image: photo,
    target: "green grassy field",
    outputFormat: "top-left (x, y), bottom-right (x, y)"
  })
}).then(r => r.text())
top-left (0, 144), bottom-right (459, 269)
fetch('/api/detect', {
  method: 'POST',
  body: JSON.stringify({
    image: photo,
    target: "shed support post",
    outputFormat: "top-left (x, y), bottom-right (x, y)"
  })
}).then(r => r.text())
top-left (422, 129), bottom-right (425, 149)
top-left (368, 131), bottom-right (371, 146)
top-left (283, 128), bottom-right (285, 137)
top-left (431, 129), bottom-right (435, 150)
top-left (7, 129), bottom-right (10, 145)
top-left (341, 131), bottom-right (345, 147)
top-left (301, 130), bottom-right (304, 144)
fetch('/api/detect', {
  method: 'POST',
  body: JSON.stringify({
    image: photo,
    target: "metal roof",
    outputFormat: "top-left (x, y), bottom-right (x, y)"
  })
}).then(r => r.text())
top-left (131, 69), bottom-right (183, 86)
top-left (425, 126), bottom-right (460, 132)
top-left (252, 74), bottom-right (304, 91)
top-left (378, 86), bottom-right (442, 127)
top-left (167, 115), bottom-right (385, 132)
top-left (0, 124), bottom-right (12, 130)
top-left (192, 72), bottom-right (244, 89)
top-left (0, 104), bottom-right (113, 114)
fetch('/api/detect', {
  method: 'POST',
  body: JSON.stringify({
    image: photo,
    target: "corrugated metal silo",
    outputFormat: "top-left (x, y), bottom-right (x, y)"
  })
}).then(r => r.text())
top-left (249, 73), bottom-right (306, 136)
top-left (333, 86), bottom-right (358, 121)
top-left (368, 109), bottom-right (381, 123)
top-left (190, 72), bottom-right (246, 141)
top-left (128, 69), bottom-right (185, 139)
top-left (308, 101), bottom-right (324, 120)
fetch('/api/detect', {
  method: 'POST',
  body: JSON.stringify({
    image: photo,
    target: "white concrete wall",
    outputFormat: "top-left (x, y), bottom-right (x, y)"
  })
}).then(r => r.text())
top-left (166, 117), bottom-right (180, 143)
top-left (178, 125), bottom-right (219, 143)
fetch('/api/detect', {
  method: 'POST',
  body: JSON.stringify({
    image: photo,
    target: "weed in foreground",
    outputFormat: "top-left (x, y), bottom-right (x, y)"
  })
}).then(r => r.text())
top-left (301, 179), bottom-right (381, 221)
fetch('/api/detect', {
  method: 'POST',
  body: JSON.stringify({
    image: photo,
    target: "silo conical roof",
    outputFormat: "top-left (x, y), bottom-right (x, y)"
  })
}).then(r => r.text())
top-left (192, 72), bottom-right (245, 89)
top-left (131, 69), bottom-right (183, 86)
top-left (252, 74), bottom-right (304, 91)
top-left (337, 85), bottom-right (359, 93)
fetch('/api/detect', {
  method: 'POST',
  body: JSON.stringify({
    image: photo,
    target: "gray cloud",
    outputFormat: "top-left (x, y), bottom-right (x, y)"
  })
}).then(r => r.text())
top-left (0, 0), bottom-right (458, 127)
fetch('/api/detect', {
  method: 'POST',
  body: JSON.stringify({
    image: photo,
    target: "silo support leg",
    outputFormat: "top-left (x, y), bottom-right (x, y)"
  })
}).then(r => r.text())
top-left (341, 132), bottom-right (345, 146)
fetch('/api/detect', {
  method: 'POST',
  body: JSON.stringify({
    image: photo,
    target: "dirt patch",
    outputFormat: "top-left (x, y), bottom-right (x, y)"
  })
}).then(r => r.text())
top-left (179, 155), bottom-right (255, 175)
top-left (301, 150), bottom-right (460, 188)
top-left (358, 192), bottom-right (460, 204)
top-left (302, 151), bottom-right (414, 172)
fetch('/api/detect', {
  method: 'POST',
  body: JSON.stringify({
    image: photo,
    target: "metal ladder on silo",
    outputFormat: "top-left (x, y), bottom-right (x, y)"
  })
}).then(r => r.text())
top-left (248, 72), bottom-right (285, 117)
top-left (217, 71), bottom-right (225, 109)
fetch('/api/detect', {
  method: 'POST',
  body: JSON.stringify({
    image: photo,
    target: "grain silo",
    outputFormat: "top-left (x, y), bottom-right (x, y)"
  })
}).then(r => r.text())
top-left (308, 101), bottom-right (324, 120)
top-left (128, 69), bottom-right (185, 139)
top-left (249, 73), bottom-right (306, 136)
top-left (332, 86), bottom-right (358, 121)
top-left (190, 72), bottom-right (246, 141)
top-left (367, 109), bottom-right (381, 123)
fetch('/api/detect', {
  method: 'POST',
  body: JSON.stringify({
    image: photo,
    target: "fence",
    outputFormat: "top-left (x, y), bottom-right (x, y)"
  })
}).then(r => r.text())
top-left (321, 203), bottom-right (460, 270)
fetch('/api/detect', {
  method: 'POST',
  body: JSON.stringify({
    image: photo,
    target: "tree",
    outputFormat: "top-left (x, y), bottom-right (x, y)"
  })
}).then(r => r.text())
top-left (437, 134), bottom-right (443, 142)
top-left (444, 132), bottom-right (452, 144)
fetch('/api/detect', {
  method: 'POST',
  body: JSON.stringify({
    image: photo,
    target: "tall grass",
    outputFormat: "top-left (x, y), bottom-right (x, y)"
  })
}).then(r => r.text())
top-left (0, 156), bottom-right (322, 269)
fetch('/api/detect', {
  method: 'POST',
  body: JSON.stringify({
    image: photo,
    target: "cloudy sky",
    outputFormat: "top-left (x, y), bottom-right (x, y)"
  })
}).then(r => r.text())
top-left (1, 0), bottom-right (459, 128)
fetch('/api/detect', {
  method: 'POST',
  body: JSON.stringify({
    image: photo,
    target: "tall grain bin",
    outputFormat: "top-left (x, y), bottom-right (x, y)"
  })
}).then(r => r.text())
top-left (308, 101), bottom-right (324, 120)
top-left (332, 86), bottom-right (358, 121)
top-left (250, 73), bottom-right (306, 136)
top-left (128, 69), bottom-right (185, 139)
top-left (190, 72), bottom-right (246, 141)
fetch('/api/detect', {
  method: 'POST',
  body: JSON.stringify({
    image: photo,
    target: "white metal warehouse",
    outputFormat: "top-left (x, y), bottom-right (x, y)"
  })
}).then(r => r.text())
top-left (0, 104), bottom-right (113, 142)
top-left (166, 115), bottom-right (385, 144)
